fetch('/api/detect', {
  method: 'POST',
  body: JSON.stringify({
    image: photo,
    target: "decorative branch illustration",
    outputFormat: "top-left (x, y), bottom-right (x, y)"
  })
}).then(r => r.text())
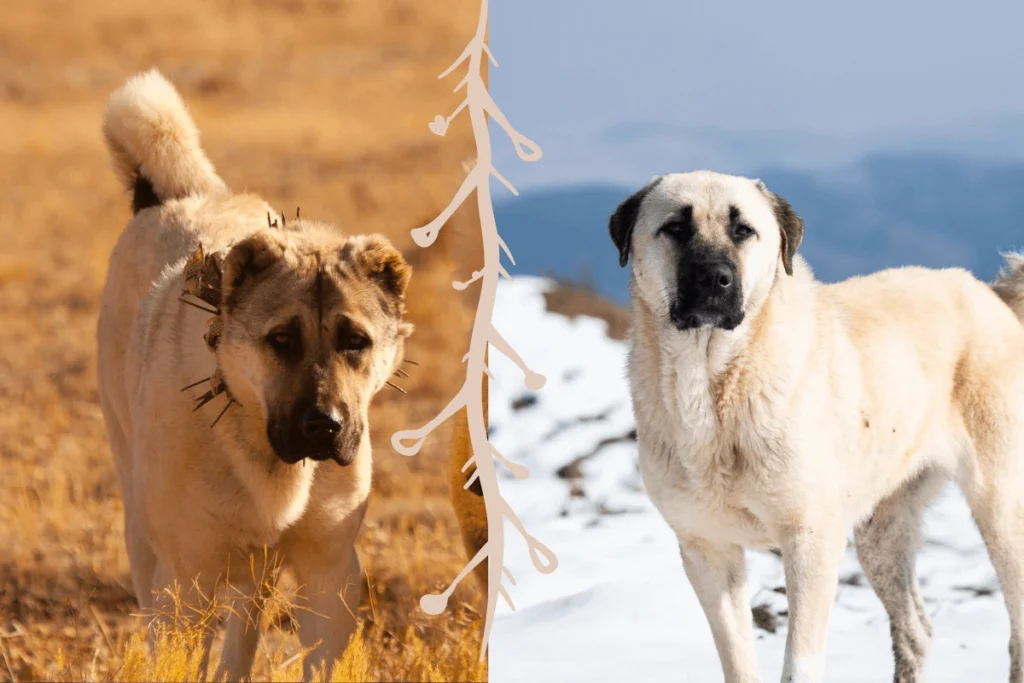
top-left (390, 0), bottom-right (558, 661)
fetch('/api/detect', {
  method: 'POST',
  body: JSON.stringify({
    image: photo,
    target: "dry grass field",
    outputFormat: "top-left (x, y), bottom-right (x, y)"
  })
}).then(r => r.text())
top-left (0, 1), bottom-right (487, 680)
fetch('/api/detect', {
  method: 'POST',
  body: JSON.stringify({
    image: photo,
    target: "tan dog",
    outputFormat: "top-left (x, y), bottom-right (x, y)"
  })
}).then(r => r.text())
top-left (96, 70), bottom-right (413, 681)
top-left (610, 170), bottom-right (1024, 683)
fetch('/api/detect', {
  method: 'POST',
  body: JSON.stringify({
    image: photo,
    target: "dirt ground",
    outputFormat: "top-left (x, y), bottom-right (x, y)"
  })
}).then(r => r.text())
top-left (0, 1), bottom-right (487, 680)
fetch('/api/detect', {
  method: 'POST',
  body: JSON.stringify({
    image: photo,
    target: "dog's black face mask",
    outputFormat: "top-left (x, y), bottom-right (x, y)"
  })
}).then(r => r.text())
top-left (670, 248), bottom-right (745, 331)
top-left (658, 206), bottom-right (746, 331)
top-left (268, 397), bottom-right (362, 467)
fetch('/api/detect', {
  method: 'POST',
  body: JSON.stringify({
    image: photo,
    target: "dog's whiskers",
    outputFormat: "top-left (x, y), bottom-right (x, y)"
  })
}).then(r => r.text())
top-left (385, 381), bottom-right (407, 394)
top-left (280, 209), bottom-right (286, 228)
top-left (267, 211), bottom-right (279, 229)
top-left (402, 359), bottom-right (420, 366)
top-left (393, 368), bottom-right (409, 379)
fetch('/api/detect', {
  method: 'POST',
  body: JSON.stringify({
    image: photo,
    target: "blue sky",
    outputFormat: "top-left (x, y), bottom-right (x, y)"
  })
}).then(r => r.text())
top-left (487, 0), bottom-right (1024, 188)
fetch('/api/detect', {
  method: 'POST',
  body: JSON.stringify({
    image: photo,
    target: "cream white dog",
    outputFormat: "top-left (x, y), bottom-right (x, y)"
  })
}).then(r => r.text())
top-left (96, 70), bottom-right (413, 681)
top-left (610, 170), bottom-right (1024, 683)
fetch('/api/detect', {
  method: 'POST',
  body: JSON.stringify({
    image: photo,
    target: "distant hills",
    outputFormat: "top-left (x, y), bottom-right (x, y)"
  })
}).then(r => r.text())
top-left (495, 153), bottom-right (1024, 305)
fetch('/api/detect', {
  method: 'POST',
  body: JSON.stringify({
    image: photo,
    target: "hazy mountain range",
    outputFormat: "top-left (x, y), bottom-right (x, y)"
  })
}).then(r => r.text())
top-left (495, 152), bottom-right (1024, 305)
top-left (492, 117), bottom-right (1024, 192)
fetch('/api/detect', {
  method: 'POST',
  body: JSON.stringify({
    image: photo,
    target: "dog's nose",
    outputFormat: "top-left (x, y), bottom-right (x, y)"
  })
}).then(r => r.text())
top-left (300, 408), bottom-right (341, 438)
top-left (699, 263), bottom-right (734, 292)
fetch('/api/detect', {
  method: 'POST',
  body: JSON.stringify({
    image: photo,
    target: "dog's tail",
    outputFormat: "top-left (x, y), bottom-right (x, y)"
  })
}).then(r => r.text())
top-left (992, 252), bottom-right (1024, 320)
top-left (102, 69), bottom-right (227, 214)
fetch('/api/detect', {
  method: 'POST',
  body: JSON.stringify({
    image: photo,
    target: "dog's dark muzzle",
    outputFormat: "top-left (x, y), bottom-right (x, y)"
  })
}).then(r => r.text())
top-left (670, 260), bottom-right (744, 331)
top-left (268, 402), bottom-right (361, 466)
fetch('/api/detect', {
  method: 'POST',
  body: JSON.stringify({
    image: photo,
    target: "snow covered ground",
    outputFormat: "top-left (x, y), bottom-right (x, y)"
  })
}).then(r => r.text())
top-left (488, 276), bottom-right (1009, 682)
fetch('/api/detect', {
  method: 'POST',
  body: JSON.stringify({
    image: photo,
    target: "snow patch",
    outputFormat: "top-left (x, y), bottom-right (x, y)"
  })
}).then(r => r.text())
top-left (489, 276), bottom-right (1006, 682)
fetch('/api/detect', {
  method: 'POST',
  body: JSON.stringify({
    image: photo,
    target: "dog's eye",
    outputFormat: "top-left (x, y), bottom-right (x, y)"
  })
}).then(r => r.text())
top-left (338, 332), bottom-right (370, 352)
top-left (336, 323), bottom-right (371, 353)
top-left (267, 329), bottom-right (298, 355)
top-left (658, 221), bottom-right (686, 238)
top-left (733, 223), bottom-right (756, 241)
top-left (657, 207), bottom-right (694, 241)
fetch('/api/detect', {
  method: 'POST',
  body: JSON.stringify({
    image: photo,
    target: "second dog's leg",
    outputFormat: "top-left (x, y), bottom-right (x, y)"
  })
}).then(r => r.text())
top-left (778, 516), bottom-right (847, 683)
top-left (679, 536), bottom-right (762, 683)
top-left (854, 470), bottom-right (946, 683)
top-left (960, 469), bottom-right (1024, 683)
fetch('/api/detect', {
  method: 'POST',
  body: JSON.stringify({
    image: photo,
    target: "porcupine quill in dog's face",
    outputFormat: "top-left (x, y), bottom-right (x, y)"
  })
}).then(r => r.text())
top-left (183, 221), bottom-right (415, 467)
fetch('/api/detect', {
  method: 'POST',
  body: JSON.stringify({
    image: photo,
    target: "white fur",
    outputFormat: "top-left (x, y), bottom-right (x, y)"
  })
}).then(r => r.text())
top-left (625, 170), bottom-right (1024, 683)
top-left (781, 653), bottom-right (824, 683)
top-left (103, 68), bottom-right (227, 202)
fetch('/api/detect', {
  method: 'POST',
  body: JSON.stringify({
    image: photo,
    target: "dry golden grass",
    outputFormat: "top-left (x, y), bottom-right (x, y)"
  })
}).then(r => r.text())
top-left (0, 1), bottom-right (487, 680)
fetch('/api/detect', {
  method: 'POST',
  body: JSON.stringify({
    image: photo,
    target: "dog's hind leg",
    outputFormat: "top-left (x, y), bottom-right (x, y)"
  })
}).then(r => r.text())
top-left (854, 468), bottom-right (947, 683)
top-left (125, 513), bottom-right (157, 612)
top-left (678, 536), bottom-right (762, 683)
top-left (958, 456), bottom-right (1024, 683)
top-left (100, 409), bottom-right (158, 613)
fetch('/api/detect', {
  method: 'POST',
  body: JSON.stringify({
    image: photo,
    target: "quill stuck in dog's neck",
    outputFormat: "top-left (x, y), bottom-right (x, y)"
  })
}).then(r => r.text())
top-left (179, 243), bottom-right (241, 428)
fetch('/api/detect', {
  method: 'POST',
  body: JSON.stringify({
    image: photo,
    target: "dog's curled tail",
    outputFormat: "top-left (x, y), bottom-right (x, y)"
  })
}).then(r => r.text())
top-left (102, 69), bottom-right (227, 214)
top-left (992, 252), bottom-right (1024, 321)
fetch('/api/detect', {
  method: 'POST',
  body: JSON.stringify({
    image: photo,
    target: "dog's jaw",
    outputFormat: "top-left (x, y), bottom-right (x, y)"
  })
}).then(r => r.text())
top-left (669, 306), bottom-right (745, 332)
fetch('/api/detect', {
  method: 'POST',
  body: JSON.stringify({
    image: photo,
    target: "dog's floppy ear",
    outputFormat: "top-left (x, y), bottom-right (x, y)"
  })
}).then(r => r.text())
top-left (609, 176), bottom-right (661, 268)
top-left (755, 179), bottom-right (804, 276)
top-left (351, 235), bottom-right (414, 337)
top-left (221, 232), bottom-right (285, 309)
top-left (353, 235), bottom-right (412, 300)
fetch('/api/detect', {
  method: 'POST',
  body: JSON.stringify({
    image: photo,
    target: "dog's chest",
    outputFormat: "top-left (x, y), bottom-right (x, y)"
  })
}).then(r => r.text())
top-left (634, 346), bottom-right (783, 547)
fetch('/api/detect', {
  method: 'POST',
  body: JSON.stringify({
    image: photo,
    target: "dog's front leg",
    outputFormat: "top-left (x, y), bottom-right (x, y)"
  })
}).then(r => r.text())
top-left (148, 560), bottom-right (219, 681)
top-left (679, 536), bottom-right (762, 683)
top-left (214, 579), bottom-right (269, 683)
top-left (291, 545), bottom-right (362, 682)
top-left (778, 520), bottom-right (847, 683)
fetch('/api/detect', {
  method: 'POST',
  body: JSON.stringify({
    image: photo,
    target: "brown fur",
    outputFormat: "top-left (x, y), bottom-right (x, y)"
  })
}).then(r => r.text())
top-left (96, 70), bottom-right (413, 682)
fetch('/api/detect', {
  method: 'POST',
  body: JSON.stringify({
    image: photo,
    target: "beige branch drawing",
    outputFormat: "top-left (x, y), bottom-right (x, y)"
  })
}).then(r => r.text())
top-left (389, 0), bottom-right (558, 661)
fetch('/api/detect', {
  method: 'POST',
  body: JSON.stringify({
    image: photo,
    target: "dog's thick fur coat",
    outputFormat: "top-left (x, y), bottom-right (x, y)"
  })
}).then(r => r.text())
top-left (97, 70), bottom-right (412, 681)
top-left (612, 171), bottom-right (1024, 683)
